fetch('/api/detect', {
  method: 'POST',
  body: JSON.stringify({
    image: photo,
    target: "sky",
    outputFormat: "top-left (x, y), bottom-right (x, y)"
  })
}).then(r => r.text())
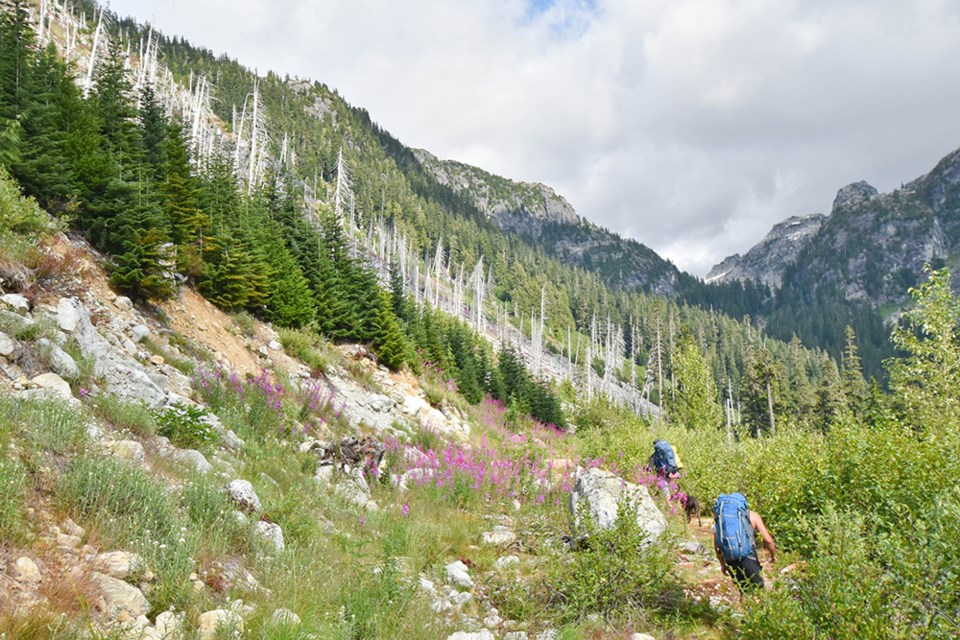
top-left (107, 0), bottom-right (960, 277)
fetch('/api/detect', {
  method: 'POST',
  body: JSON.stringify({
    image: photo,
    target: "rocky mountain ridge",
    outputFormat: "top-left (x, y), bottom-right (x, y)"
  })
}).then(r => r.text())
top-left (709, 146), bottom-right (960, 315)
top-left (705, 213), bottom-right (825, 289)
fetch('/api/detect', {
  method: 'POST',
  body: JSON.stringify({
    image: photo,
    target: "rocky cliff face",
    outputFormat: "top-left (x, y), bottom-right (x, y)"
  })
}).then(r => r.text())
top-left (413, 149), bottom-right (579, 235)
top-left (782, 147), bottom-right (960, 312)
top-left (710, 145), bottom-right (960, 316)
top-left (706, 214), bottom-right (826, 289)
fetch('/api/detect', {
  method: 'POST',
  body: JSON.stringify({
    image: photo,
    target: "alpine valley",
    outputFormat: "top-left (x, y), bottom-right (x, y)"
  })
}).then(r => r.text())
top-left (1, 1), bottom-right (958, 639)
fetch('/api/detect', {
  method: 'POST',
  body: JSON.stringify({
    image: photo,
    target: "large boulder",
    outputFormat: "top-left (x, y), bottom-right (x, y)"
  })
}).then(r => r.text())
top-left (568, 467), bottom-right (667, 544)
top-left (90, 571), bottom-right (150, 618)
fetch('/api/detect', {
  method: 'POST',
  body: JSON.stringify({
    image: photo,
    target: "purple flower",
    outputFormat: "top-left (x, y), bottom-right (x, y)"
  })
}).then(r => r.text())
top-left (401, 503), bottom-right (410, 517)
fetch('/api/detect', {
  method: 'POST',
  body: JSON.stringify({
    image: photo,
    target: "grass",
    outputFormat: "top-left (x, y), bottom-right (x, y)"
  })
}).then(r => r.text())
top-left (277, 327), bottom-right (333, 374)
top-left (0, 393), bottom-right (86, 456)
top-left (56, 456), bottom-right (199, 613)
top-left (89, 394), bottom-right (156, 437)
top-left (141, 335), bottom-right (196, 375)
top-left (0, 457), bottom-right (28, 543)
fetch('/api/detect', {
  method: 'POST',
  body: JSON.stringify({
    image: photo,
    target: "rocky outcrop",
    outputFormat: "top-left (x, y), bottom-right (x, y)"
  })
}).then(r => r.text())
top-left (706, 214), bottom-right (825, 289)
top-left (568, 467), bottom-right (666, 544)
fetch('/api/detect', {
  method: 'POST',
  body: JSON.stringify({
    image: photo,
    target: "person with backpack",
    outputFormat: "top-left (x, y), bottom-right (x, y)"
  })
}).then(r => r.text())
top-left (713, 492), bottom-right (776, 592)
top-left (649, 439), bottom-right (682, 479)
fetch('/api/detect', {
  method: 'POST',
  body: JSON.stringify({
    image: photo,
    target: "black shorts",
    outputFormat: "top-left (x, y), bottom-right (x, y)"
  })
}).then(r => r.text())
top-left (727, 553), bottom-right (764, 592)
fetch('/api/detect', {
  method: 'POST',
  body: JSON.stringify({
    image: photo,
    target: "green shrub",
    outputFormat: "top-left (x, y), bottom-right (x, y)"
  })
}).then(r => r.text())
top-left (740, 508), bottom-right (890, 639)
top-left (155, 401), bottom-right (218, 452)
top-left (547, 499), bottom-right (682, 623)
top-left (278, 327), bottom-right (328, 372)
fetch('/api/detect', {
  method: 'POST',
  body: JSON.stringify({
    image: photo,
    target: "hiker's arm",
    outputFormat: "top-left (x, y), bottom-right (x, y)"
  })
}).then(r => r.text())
top-left (751, 512), bottom-right (776, 564)
top-left (713, 538), bottom-right (728, 575)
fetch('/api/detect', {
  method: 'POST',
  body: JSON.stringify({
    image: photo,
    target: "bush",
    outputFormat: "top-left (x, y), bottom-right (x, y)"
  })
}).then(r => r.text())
top-left (155, 401), bottom-right (218, 452)
top-left (547, 499), bottom-right (681, 623)
top-left (740, 508), bottom-right (890, 639)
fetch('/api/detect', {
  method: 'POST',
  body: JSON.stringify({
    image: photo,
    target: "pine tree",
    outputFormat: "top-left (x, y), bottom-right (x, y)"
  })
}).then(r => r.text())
top-left (372, 292), bottom-right (411, 371)
top-left (669, 326), bottom-right (722, 430)
top-left (263, 237), bottom-right (315, 328)
top-left (741, 347), bottom-right (781, 436)
top-left (160, 122), bottom-right (207, 278)
top-left (138, 83), bottom-right (167, 178)
top-left (841, 325), bottom-right (868, 419)
top-left (814, 357), bottom-right (845, 433)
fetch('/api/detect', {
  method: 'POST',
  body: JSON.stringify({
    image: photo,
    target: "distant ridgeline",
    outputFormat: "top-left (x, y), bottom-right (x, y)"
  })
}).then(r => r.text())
top-left (1, 0), bottom-right (877, 434)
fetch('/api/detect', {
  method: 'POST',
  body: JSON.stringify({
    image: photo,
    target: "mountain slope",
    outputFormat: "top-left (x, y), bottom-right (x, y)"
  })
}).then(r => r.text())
top-left (706, 214), bottom-right (826, 289)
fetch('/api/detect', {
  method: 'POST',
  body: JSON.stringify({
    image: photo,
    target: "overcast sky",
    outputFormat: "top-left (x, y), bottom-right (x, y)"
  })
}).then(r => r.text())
top-left (107, 0), bottom-right (960, 277)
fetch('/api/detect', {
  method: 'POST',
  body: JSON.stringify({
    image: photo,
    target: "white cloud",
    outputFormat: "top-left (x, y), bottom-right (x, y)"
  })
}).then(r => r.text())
top-left (110, 0), bottom-right (960, 276)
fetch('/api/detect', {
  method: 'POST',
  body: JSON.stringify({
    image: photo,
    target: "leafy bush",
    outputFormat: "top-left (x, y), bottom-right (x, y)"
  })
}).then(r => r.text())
top-left (547, 499), bottom-right (681, 623)
top-left (155, 401), bottom-right (217, 451)
top-left (278, 327), bottom-right (329, 372)
top-left (740, 508), bottom-right (890, 639)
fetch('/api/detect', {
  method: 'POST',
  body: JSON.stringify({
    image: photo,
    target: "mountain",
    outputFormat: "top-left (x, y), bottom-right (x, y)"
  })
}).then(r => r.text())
top-left (706, 213), bottom-right (826, 289)
top-left (407, 150), bottom-right (686, 296)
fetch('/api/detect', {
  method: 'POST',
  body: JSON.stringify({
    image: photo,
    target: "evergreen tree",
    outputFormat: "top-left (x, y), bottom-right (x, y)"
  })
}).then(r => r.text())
top-left (263, 237), bottom-right (316, 328)
top-left (841, 325), bottom-right (869, 419)
top-left (668, 326), bottom-right (722, 430)
top-left (160, 122), bottom-right (207, 279)
top-left (741, 347), bottom-right (781, 436)
top-left (372, 291), bottom-right (411, 371)
top-left (138, 83), bottom-right (167, 178)
top-left (814, 357), bottom-right (845, 433)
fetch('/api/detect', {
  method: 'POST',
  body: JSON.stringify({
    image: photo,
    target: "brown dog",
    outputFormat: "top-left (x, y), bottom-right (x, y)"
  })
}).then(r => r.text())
top-left (684, 494), bottom-right (702, 527)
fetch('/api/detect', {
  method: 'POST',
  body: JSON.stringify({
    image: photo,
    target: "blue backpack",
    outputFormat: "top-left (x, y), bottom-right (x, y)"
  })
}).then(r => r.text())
top-left (714, 493), bottom-right (756, 561)
top-left (650, 439), bottom-right (679, 475)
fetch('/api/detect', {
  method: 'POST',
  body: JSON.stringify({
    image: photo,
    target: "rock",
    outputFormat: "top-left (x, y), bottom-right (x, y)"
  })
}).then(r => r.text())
top-left (143, 610), bottom-right (184, 640)
top-left (171, 449), bottom-right (213, 474)
top-left (131, 324), bottom-right (150, 343)
top-left (535, 631), bottom-right (557, 640)
top-left (484, 613), bottom-right (502, 628)
top-left (0, 309), bottom-right (33, 334)
top-left (568, 467), bottom-right (667, 544)
top-left (207, 558), bottom-right (264, 594)
top-left (332, 467), bottom-right (378, 511)
top-left (0, 293), bottom-right (30, 315)
top-left (57, 298), bottom-right (80, 332)
top-left (225, 479), bottom-right (261, 513)
top-left (505, 633), bottom-right (529, 640)
top-left (447, 631), bottom-right (495, 640)
top-left (15, 556), bottom-right (42, 583)
top-left (445, 560), bottom-right (474, 589)
top-left (270, 608), bottom-right (301, 627)
top-left (267, 340), bottom-right (282, 351)
top-left (401, 395), bottom-right (429, 416)
top-left (90, 571), bottom-right (150, 618)
top-left (62, 517), bottom-right (85, 537)
top-left (197, 609), bottom-right (243, 640)
top-left (494, 555), bottom-right (520, 569)
top-left (149, 354), bottom-right (165, 366)
top-left (419, 576), bottom-right (437, 594)
top-left (37, 338), bottom-right (80, 379)
top-left (314, 462), bottom-right (335, 485)
top-left (110, 440), bottom-right (145, 465)
top-left (481, 526), bottom-right (516, 546)
top-left (95, 551), bottom-right (147, 579)
top-left (114, 296), bottom-right (133, 311)
top-left (61, 298), bottom-right (167, 407)
top-left (0, 332), bottom-right (16, 358)
top-left (679, 540), bottom-right (704, 555)
top-left (30, 373), bottom-right (73, 400)
top-left (256, 521), bottom-right (285, 552)
top-left (631, 634), bottom-right (656, 640)
top-left (833, 180), bottom-right (878, 212)
top-left (57, 533), bottom-right (82, 549)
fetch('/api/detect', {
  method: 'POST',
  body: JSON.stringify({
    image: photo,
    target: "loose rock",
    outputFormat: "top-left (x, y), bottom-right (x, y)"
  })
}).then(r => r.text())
top-left (225, 479), bottom-right (261, 513)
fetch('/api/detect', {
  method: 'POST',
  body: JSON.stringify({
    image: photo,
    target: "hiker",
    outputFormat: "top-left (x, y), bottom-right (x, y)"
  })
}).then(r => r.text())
top-left (649, 439), bottom-right (682, 479)
top-left (713, 492), bottom-right (776, 593)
